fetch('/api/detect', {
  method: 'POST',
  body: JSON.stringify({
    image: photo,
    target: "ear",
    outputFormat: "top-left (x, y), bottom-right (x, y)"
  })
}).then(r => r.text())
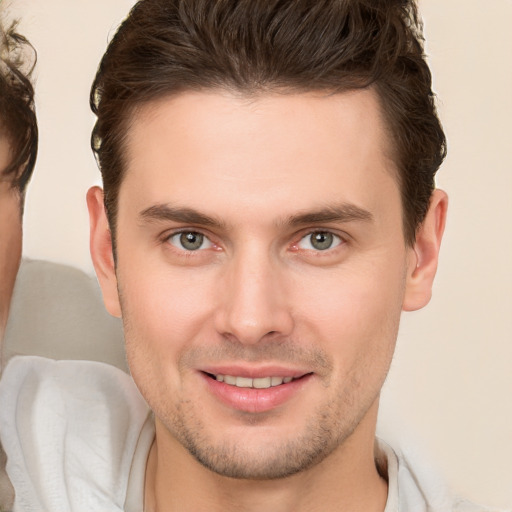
top-left (86, 186), bottom-right (122, 318)
top-left (403, 189), bottom-right (448, 312)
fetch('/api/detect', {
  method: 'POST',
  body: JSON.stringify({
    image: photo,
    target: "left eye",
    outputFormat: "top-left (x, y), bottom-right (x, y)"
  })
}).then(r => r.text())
top-left (297, 232), bottom-right (342, 251)
top-left (168, 231), bottom-right (213, 251)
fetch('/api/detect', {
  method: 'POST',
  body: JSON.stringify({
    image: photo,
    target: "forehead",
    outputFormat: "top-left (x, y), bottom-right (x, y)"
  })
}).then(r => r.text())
top-left (120, 89), bottom-right (400, 228)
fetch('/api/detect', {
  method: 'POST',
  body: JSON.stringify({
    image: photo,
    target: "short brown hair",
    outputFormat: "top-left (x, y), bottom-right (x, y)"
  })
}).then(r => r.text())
top-left (0, 19), bottom-right (38, 193)
top-left (91, 0), bottom-right (446, 245)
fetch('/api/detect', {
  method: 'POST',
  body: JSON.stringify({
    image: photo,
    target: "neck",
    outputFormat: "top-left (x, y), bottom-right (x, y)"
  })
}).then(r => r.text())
top-left (144, 400), bottom-right (388, 512)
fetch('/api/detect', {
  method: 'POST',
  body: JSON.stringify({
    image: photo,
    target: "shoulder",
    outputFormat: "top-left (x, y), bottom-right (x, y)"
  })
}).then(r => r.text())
top-left (453, 499), bottom-right (508, 512)
top-left (0, 356), bottom-right (151, 512)
top-left (378, 438), bottom-right (507, 512)
top-left (0, 355), bottom-right (141, 416)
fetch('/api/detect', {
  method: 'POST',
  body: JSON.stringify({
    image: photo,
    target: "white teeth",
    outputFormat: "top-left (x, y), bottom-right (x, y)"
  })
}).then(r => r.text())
top-left (235, 376), bottom-right (253, 388)
top-left (224, 375), bottom-right (237, 385)
top-left (271, 376), bottom-right (284, 386)
top-left (253, 377), bottom-right (271, 389)
top-left (213, 374), bottom-right (295, 389)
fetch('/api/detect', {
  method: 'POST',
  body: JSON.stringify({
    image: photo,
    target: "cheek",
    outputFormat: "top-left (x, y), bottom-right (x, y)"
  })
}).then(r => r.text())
top-left (294, 261), bottom-right (406, 369)
top-left (117, 257), bottom-right (218, 363)
top-left (0, 205), bottom-right (22, 331)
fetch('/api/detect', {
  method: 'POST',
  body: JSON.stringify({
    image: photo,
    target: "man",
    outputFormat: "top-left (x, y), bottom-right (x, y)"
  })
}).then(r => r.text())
top-left (84, 0), bottom-right (458, 509)
top-left (0, 0), bottom-right (496, 510)
top-left (0, 14), bottom-right (38, 512)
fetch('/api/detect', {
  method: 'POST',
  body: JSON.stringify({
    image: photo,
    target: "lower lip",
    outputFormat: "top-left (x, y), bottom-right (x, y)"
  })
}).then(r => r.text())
top-left (202, 373), bottom-right (312, 413)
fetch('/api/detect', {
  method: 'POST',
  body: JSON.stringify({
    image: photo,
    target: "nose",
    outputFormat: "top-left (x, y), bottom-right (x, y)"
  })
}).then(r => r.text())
top-left (213, 247), bottom-right (294, 345)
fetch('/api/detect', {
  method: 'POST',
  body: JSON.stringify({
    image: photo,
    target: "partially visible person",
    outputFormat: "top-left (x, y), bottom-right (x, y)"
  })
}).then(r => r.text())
top-left (0, 12), bottom-right (37, 512)
top-left (0, 16), bottom-right (37, 351)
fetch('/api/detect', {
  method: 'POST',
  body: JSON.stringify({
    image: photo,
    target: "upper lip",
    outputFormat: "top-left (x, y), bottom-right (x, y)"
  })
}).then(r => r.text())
top-left (200, 365), bottom-right (311, 379)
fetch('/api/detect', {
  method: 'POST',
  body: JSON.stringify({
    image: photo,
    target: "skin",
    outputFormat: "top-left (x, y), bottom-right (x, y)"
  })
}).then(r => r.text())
top-left (0, 135), bottom-right (21, 348)
top-left (0, 136), bottom-right (19, 510)
top-left (88, 89), bottom-right (447, 512)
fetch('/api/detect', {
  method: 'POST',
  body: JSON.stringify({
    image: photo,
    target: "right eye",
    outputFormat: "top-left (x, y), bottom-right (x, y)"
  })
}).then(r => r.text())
top-left (167, 231), bottom-right (213, 251)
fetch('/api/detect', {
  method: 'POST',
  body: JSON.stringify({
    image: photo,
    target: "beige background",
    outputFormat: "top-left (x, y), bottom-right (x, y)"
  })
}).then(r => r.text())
top-left (5, 0), bottom-right (512, 508)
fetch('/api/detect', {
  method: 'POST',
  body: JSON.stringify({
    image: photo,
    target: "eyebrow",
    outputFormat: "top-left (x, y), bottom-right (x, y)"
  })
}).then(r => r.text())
top-left (139, 204), bottom-right (226, 228)
top-left (284, 204), bottom-right (374, 227)
top-left (139, 202), bottom-right (373, 229)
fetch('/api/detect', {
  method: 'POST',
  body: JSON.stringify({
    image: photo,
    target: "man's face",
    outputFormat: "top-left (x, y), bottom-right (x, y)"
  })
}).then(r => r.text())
top-left (91, 89), bottom-right (441, 479)
top-left (0, 136), bottom-right (22, 345)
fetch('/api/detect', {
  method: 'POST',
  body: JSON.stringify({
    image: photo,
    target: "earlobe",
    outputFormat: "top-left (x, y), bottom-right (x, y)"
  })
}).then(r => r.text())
top-left (86, 186), bottom-right (122, 318)
top-left (403, 189), bottom-right (448, 312)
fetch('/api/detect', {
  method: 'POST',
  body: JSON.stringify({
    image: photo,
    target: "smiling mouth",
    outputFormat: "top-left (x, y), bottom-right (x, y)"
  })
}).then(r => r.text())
top-left (204, 373), bottom-right (309, 389)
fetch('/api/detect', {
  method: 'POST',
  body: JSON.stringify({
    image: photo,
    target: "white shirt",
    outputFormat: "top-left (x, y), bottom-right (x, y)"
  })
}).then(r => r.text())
top-left (0, 357), bottom-right (153, 512)
top-left (0, 356), bottom-right (495, 512)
